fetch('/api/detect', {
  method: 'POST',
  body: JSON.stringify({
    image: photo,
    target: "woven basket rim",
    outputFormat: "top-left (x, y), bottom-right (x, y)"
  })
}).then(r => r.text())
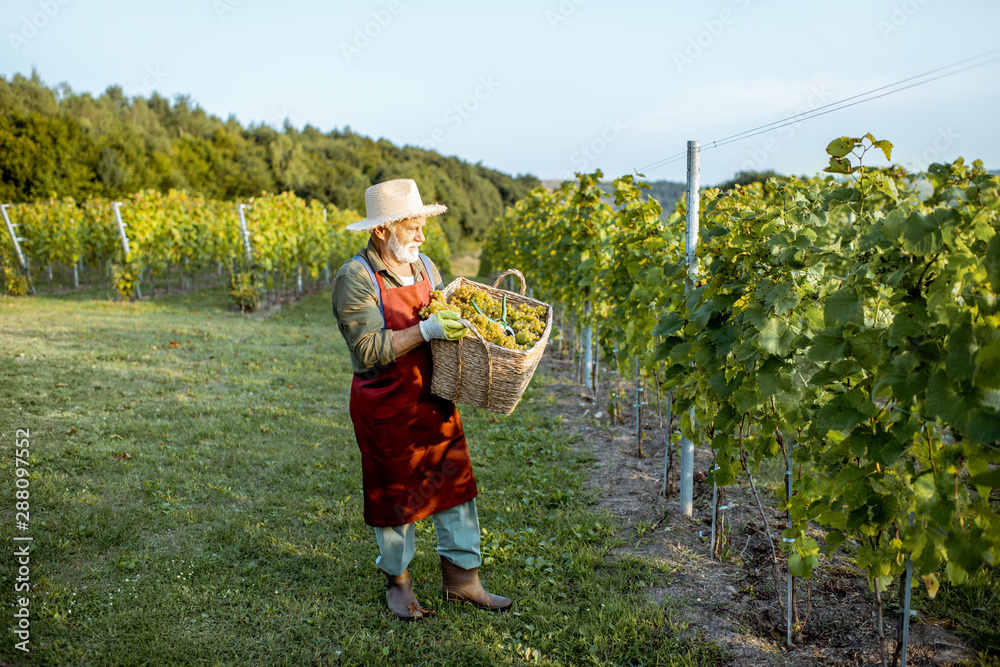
top-left (439, 277), bottom-right (551, 355)
top-left (429, 274), bottom-right (553, 413)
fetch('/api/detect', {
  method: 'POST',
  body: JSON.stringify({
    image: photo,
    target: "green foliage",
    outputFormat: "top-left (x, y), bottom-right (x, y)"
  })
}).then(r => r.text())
top-left (0, 109), bottom-right (98, 201)
top-left (604, 174), bottom-right (682, 367)
top-left (482, 170), bottom-right (618, 332)
top-left (1, 261), bottom-right (30, 296)
top-left (597, 179), bottom-right (686, 218)
top-left (0, 71), bottom-right (534, 245)
top-left (110, 260), bottom-right (141, 301)
top-left (6, 190), bottom-right (363, 310)
top-left (487, 137), bottom-right (1000, 605)
top-left (483, 170), bottom-right (684, 371)
top-left (228, 268), bottom-right (262, 312)
top-left (671, 137), bottom-right (1000, 592)
top-left (713, 170), bottom-right (782, 192)
top-left (421, 217), bottom-right (452, 276)
top-left (920, 567), bottom-right (1000, 657)
top-left (0, 216), bottom-right (31, 295)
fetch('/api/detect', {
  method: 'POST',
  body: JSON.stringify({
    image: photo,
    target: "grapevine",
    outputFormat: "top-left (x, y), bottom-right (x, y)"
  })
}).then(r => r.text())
top-left (0, 191), bottom-right (451, 307)
top-left (484, 139), bottom-right (1000, 651)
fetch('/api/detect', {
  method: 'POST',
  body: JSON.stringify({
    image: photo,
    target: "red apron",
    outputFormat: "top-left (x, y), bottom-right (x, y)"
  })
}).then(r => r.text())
top-left (349, 265), bottom-right (477, 527)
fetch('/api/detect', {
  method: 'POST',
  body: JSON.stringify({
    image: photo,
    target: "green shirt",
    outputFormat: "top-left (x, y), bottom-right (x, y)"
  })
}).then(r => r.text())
top-left (331, 239), bottom-right (443, 374)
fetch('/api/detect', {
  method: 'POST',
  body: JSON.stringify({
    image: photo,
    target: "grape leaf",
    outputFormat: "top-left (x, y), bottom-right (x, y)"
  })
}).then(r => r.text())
top-left (826, 137), bottom-right (857, 159)
top-left (824, 289), bottom-right (863, 327)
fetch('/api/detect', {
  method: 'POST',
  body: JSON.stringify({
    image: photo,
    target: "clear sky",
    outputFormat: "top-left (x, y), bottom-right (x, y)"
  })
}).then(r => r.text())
top-left (2, 0), bottom-right (998, 185)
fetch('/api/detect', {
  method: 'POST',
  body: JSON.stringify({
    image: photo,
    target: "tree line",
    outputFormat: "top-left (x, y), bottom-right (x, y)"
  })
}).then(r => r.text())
top-left (0, 71), bottom-right (539, 249)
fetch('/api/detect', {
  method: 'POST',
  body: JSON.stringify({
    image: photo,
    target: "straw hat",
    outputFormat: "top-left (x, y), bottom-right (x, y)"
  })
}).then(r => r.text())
top-left (346, 178), bottom-right (447, 232)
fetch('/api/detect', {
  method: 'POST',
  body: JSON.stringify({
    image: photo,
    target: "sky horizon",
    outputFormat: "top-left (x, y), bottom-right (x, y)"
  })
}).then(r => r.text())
top-left (3, 1), bottom-right (999, 186)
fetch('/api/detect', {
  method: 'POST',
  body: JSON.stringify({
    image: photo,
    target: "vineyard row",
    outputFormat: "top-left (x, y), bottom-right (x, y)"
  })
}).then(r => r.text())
top-left (482, 135), bottom-right (1000, 651)
top-left (0, 189), bottom-right (452, 309)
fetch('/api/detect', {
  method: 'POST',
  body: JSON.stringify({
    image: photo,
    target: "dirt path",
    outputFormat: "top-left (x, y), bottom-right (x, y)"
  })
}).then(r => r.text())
top-left (537, 354), bottom-right (974, 666)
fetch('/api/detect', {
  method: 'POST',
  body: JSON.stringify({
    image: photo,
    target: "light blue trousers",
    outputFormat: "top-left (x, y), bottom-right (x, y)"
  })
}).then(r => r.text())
top-left (373, 498), bottom-right (481, 576)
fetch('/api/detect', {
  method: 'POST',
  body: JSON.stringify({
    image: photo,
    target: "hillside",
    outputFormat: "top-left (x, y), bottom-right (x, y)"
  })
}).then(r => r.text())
top-left (0, 71), bottom-right (539, 247)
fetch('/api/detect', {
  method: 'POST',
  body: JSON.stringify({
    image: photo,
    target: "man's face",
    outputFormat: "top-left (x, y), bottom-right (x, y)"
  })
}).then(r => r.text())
top-left (386, 217), bottom-right (426, 264)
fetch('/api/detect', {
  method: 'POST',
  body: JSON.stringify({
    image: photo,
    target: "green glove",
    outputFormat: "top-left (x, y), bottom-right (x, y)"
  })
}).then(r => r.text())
top-left (419, 310), bottom-right (469, 342)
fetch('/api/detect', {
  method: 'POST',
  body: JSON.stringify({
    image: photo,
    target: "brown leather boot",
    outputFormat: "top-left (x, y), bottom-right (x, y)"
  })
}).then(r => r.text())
top-left (385, 570), bottom-right (432, 620)
top-left (440, 557), bottom-right (512, 611)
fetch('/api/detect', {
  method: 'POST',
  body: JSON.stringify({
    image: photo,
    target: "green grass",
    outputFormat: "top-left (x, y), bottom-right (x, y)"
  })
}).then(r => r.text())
top-left (919, 567), bottom-right (1000, 664)
top-left (0, 287), bottom-right (723, 666)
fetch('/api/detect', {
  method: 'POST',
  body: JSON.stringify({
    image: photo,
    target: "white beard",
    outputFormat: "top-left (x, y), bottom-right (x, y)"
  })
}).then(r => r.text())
top-left (388, 231), bottom-right (420, 264)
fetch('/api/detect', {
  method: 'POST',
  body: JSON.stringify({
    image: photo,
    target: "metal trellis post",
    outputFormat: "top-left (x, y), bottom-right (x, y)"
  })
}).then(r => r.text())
top-left (112, 202), bottom-right (141, 299)
top-left (583, 301), bottom-right (593, 390)
top-left (679, 140), bottom-right (699, 517)
top-left (661, 390), bottom-right (673, 496)
top-left (593, 337), bottom-right (600, 400)
top-left (112, 202), bottom-right (130, 259)
top-left (1, 204), bottom-right (35, 294)
top-left (786, 437), bottom-right (794, 647)
top-left (901, 512), bottom-right (914, 666)
top-left (635, 357), bottom-right (641, 454)
top-left (237, 204), bottom-right (253, 265)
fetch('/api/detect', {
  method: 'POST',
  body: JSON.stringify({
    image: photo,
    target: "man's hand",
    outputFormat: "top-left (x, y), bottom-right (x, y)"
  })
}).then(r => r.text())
top-left (418, 310), bottom-right (469, 342)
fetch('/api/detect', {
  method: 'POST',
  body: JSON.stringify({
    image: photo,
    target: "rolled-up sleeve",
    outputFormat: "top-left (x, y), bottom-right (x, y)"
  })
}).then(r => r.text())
top-left (332, 268), bottom-right (395, 372)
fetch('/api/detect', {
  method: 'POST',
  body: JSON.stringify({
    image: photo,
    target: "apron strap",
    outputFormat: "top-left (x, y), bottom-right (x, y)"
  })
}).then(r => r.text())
top-left (353, 251), bottom-right (437, 323)
top-left (418, 253), bottom-right (435, 287)
top-left (352, 251), bottom-right (385, 322)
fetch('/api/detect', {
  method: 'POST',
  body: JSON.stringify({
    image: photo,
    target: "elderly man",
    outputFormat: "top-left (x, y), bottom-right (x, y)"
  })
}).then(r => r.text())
top-left (331, 178), bottom-right (511, 620)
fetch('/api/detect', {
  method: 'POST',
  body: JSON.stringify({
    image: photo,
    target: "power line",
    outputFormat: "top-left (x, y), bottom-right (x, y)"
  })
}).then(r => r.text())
top-left (637, 149), bottom-right (688, 173)
top-left (704, 54), bottom-right (1000, 153)
top-left (705, 48), bottom-right (1000, 149)
top-left (637, 48), bottom-right (1000, 174)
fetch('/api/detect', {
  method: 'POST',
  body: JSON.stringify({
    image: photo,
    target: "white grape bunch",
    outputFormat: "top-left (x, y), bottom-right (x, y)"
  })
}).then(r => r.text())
top-left (420, 284), bottom-right (546, 350)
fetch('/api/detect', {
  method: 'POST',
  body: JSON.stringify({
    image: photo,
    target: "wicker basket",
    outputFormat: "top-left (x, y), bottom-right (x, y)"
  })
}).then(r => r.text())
top-left (429, 269), bottom-right (552, 415)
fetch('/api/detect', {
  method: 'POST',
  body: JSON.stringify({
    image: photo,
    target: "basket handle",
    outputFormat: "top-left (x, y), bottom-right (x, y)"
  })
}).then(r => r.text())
top-left (492, 269), bottom-right (526, 296)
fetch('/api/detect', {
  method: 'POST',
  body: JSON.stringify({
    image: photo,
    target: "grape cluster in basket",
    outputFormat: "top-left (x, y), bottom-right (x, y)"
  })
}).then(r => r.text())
top-left (420, 283), bottom-right (546, 351)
